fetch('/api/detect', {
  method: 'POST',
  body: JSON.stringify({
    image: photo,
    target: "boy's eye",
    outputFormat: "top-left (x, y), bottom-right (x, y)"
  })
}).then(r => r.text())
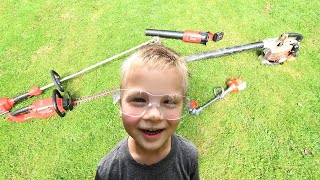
top-left (162, 97), bottom-right (180, 108)
top-left (164, 99), bottom-right (176, 104)
top-left (127, 98), bottom-right (148, 108)
top-left (130, 98), bottom-right (146, 103)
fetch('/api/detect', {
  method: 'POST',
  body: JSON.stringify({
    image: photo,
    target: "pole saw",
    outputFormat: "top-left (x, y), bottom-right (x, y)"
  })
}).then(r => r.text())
top-left (0, 37), bottom-right (159, 116)
top-left (7, 88), bottom-right (116, 122)
top-left (188, 78), bottom-right (246, 115)
top-left (145, 29), bottom-right (224, 45)
top-left (185, 33), bottom-right (303, 65)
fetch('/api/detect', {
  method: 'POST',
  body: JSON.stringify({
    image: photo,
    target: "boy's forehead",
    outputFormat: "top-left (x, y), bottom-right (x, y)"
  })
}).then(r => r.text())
top-left (122, 67), bottom-right (185, 94)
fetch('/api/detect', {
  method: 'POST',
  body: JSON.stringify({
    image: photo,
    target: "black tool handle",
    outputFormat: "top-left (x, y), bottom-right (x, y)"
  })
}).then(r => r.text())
top-left (287, 33), bottom-right (303, 42)
top-left (52, 89), bottom-right (65, 117)
top-left (51, 70), bottom-right (64, 92)
top-left (145, 29), bottom-right (184, 40)
top-left (11, 106), bottom-right (31, 116)
top-left (13, 93), bottom-right (29, 103)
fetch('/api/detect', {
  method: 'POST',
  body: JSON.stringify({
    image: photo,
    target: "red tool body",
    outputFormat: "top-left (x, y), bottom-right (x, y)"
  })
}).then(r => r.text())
top-left (0, 87), bottom-right (42, 116)
top-left (7, 89), bottom-right (115, 122)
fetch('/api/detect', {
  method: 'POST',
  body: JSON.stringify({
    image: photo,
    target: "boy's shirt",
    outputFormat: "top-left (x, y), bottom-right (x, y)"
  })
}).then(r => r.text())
top-left (95, 133), bottom-right (199, 180)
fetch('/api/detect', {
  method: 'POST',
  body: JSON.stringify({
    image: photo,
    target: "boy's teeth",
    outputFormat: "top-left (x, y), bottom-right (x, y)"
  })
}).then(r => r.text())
top-left (144, 129), bottom-right (162, 135)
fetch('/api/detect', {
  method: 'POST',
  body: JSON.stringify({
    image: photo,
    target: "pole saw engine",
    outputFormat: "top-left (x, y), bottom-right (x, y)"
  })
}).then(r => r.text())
top-left (259, 33), bottom-right (303, 65)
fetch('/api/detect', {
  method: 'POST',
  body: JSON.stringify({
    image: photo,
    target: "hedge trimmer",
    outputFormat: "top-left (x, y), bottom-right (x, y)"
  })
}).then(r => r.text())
top-left (7, 88), bottom-right (116, 122)
top-left (188, 78), bottom-right (246, 115)
top-left (0, 37), bottom-right (159, 116)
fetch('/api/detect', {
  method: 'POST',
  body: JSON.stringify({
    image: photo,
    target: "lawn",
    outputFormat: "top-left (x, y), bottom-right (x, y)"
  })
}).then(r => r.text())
top-left (0, 0), bottom-right (319, 179)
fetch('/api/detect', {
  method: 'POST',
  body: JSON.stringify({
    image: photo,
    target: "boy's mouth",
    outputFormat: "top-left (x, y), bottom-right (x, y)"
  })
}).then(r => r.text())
top-left (141, 129), bottom-right (164, 136)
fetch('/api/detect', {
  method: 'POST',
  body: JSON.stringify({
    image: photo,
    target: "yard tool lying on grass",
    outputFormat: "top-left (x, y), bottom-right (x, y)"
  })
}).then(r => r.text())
top-left (7, 88), bottom-right (116, 122)
top-left (145, 29), bottom-right (224, 45)
top-left (188, 78), bottom-right (246, 115)
top-left (145, 29), bottom-right (303, 65)
top-left (185, 33), bottom-right (303, 65)
top-left (0, 37), bottom-right (159, 116)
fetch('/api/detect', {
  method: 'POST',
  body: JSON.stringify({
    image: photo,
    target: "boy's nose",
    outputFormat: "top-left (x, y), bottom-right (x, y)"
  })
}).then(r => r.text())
top-left (142, 103), bottom-right (165, 121)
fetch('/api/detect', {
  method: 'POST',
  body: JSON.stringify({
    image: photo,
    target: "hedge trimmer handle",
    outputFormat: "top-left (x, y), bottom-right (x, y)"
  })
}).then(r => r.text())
top-left (0, 86), bottom-right (43, 116)
top-left (52, 89), bottom-right (66, 117)
top-left (52, 90), bottom-right (73, 117)
top-left (1, 70), bottom-right (64, 116)
top-left (10, 106), bottom-right (31, 116)
top-left (7, 89), bottom-right (72, 122)
top-left (51, 70), bottom-right (64, 92)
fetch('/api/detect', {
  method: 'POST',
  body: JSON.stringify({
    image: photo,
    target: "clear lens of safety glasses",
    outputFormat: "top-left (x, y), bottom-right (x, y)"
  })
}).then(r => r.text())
top-left (113, 89), bottom-right (189, 120)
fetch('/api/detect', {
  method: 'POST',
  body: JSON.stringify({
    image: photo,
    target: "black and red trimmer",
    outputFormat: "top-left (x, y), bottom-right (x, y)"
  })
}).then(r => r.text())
top-left (7, 88), bottom-right (116, 122)
top-left (145, 29), bottom-right (224, 45)
top-left (188, 78), bottom-right (246, 115)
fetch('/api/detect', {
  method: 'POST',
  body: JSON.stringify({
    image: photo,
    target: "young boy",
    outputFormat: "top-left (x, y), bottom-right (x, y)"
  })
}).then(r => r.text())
top-left (95, 44), bottom-right (199, 180)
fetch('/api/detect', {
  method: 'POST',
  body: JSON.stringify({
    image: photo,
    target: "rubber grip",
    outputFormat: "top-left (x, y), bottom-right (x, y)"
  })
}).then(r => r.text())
top-left (287, 33), bottom-right (303, 42)
top-left (11, 106), bottom-right (30, 116)
top-left (13, 93), bottom-right (29, 103)
top-left (145, 29), bottom-right (184, 40)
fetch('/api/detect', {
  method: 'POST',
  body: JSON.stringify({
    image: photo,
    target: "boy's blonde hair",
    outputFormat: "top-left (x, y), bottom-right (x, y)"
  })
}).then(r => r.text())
top-left (120, 44), bottom-right (188, 95)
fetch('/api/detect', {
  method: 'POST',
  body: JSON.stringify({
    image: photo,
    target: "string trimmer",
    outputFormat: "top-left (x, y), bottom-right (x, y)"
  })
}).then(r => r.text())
top-left (7, 88), bottom-right (116, 122)
top-left (188, 78), bottom-right (246, 115)
top-left (0, 37), bottom-right (159, 116)
top-left (185, 33), bottom-right (303, 65)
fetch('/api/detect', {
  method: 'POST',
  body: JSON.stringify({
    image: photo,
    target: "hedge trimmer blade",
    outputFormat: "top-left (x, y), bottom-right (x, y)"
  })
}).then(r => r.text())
top-left (71, 89), bottom-right (117, 105)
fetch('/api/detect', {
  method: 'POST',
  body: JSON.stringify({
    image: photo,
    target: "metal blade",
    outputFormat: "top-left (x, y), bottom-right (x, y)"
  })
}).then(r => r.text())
top-left (72, 89), bottom-right (116, 105)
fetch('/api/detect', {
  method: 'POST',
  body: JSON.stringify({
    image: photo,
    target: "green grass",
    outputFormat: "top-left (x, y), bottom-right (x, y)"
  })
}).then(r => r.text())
top-left (1, 0), bottom-right (319, 179)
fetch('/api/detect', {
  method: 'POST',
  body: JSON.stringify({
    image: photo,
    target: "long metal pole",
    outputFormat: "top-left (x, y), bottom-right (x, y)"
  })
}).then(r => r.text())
top-left (40, 37), bottom-right (159, 91)
top-left (185, 41), bottom-right (265, 62)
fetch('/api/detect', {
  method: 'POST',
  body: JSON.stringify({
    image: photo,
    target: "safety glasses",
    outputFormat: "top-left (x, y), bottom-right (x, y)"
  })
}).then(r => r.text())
top-left (113, 89), bottom-right (190, 120)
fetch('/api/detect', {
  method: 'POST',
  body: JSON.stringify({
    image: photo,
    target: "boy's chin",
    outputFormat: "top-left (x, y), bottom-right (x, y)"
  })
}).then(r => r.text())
top-left (136, 134), bottom-right (171, 152)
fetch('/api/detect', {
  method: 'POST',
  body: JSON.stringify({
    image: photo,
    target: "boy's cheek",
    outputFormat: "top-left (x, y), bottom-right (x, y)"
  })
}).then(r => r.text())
top-left (121, 114), bottom-right (140, 125)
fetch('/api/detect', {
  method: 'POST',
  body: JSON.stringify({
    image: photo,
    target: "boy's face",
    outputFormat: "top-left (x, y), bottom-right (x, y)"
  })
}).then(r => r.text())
top-left (120, 66), bottom-right (184, 152)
